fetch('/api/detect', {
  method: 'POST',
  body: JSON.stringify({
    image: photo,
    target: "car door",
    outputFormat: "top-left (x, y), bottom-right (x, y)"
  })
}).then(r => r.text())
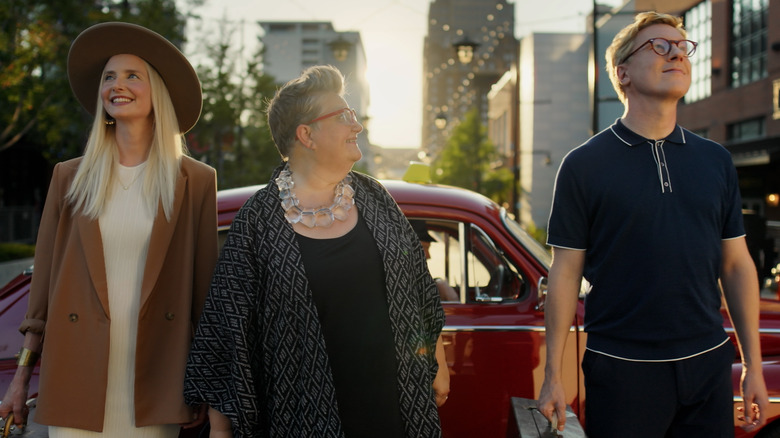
top-left (410, 216), bottom-right (581, 438)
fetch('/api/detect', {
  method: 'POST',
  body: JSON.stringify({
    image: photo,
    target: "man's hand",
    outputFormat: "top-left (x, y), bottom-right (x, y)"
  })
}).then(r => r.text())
top-left (737, 367), bottom-right (768, 432)
top-left (537, 378), bottom-right (567, 432)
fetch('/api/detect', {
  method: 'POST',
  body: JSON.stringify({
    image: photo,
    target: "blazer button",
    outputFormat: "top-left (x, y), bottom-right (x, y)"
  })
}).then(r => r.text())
top-left (165, 312), bottom-right (175, 321)
top-left (68, 313), bottom-right (78, 322)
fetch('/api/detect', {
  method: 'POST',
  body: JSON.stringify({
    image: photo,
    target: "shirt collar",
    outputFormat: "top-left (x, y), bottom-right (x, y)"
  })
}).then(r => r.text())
top-left (609, 118), bottom-right (687, 147)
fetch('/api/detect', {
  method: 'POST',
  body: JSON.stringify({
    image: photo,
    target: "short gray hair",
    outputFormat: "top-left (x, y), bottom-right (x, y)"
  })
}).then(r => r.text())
top-left (266, 65), bottom-right (345, 158)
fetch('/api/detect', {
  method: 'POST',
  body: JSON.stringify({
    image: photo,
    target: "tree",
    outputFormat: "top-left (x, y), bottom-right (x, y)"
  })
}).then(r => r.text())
top-left (185, 17), bottom-right (281, 189)
top-left (431, 107), bottom-right (512, 205)
top-left (0, 0), bottom-right (195, 161)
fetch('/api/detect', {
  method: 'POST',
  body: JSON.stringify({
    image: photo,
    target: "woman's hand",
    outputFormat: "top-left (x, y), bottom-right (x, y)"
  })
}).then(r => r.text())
top-left (181, 403), bottom-right (208, 429)
top-left (1, 333), bottom-right (42, 428)
top-left (208, 406), bottom-right (233, 438)
top-left (433, 335), bottom-right (450, 407)
top-left (0, 368), bottom-right (32, 428)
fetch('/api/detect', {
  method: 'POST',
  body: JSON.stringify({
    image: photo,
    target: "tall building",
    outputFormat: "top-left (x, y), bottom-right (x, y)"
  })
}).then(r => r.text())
top-left (422, 0), bottom-right (516, 159)
top-left (258, 21), bottom-right (375, 168)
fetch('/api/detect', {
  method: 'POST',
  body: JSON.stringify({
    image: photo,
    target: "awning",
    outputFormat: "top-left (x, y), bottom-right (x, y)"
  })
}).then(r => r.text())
top-left (725, 136), bottom-right (780, 167)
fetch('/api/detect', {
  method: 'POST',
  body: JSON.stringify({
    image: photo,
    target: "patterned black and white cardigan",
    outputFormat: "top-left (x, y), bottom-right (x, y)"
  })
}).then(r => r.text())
top-left (184, 164), bottom-right (445, 437)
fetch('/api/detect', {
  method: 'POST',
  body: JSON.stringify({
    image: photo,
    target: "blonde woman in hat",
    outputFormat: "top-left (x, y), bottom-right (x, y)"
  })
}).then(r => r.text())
top-left (0, 22), bottom-right (217, 437)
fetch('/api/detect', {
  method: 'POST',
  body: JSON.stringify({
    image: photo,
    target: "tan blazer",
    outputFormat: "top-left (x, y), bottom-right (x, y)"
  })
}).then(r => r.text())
top-left (21, 156), bottom-right (218, 431)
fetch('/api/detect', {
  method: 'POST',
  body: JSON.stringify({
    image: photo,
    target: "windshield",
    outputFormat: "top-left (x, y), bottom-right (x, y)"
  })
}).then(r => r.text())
top-left (500, 208), bottom-right (552, 269)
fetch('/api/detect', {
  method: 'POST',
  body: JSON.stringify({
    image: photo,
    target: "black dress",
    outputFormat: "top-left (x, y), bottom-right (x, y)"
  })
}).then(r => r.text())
top-left (296, 214), bottom-right (406, 437)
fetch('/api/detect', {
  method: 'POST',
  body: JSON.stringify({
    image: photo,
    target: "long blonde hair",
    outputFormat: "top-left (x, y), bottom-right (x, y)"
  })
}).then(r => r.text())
top-left (66, 59), bottom-right (185, 221)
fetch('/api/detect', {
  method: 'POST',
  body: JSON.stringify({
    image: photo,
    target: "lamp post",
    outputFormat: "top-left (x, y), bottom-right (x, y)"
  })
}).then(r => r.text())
top-left (329, 36), bottom-right (352, 62)
top-left (453, 35), bottom-right (479, 64)
top-left (435, 112), bottom-right (448, 130)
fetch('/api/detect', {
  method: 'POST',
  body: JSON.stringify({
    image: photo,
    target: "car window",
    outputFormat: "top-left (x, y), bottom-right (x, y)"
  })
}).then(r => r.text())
top-left (501, 208), bottom-right (551, 269)
top-left (412, 219), bottom-right (525, 304)
top-left (466, 224), bottom-right (524, 302)
top-left (418, 220), bottom-right (463, 303)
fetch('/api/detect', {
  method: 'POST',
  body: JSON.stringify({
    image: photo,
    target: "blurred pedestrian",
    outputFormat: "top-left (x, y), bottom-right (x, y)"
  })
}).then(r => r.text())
top-left (537, 11), bottom-right (768, 437)
top-left (184, 65), bottom-right (447, 438)
top-left (412, 220), bottom-right (459, 302)
top-left (0, 22), bottom-right (217, 437)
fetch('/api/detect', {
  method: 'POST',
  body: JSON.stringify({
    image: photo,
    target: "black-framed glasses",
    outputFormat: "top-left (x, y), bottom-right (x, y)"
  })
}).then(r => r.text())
top-left (304, 107), bottom-right (359, 125)
top-left (621, 38), bottom-right (698, 64)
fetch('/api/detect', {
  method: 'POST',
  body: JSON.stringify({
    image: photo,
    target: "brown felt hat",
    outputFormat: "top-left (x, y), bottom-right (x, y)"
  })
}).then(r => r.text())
top-left (67, 22), bottom-right (202, 133)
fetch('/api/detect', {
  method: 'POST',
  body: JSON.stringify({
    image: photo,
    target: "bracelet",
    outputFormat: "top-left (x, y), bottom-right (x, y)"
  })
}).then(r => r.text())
top-left (15, 347), bottom-right (40, 367)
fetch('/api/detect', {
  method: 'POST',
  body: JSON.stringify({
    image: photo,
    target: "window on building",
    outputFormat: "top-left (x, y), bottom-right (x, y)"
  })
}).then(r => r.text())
top-left (731, 0), bottom-right (768, 88)
top-left (727, 117), bottom-right (765, 142)
top-left (684, 1), bottom-right (711, 103)
top-left (774, 78), bottom-right (780, 120)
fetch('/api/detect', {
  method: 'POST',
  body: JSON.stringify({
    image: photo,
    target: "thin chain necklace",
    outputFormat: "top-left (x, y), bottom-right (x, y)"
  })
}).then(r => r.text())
top-left (117, 163), bottom-right (145, 190)
top-left (276, 164), bottom-right (355, 228)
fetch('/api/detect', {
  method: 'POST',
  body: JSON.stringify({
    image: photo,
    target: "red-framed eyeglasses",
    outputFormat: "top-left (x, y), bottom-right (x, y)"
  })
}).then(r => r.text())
top-left (304, 107), bottom-right (359, 125)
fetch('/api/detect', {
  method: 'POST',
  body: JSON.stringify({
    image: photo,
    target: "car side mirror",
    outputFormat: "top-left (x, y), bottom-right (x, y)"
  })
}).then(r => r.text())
top-left (536, 276), bottom-right (548, 311)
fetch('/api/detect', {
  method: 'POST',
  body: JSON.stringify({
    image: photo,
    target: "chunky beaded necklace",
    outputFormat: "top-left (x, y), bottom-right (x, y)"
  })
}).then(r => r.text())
top-left (275, 164), bottom-right (355, 228)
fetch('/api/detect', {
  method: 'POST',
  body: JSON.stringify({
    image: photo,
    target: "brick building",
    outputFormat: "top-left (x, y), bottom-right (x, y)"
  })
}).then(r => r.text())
top-left (635, 0), bottom-right (780, 278)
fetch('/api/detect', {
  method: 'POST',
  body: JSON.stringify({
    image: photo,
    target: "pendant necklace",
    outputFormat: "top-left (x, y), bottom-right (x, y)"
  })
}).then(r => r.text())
top-left (276, 164), bottom-right (355, 228)
top-left (117, 163), bottom-right (145, 190)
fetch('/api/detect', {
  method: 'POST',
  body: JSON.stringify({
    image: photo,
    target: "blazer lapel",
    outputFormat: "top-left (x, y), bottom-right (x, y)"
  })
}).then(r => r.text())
top-left (140, 172), bottom-right (187, 307)
top-left (78, 215), bottom-right (110, 316)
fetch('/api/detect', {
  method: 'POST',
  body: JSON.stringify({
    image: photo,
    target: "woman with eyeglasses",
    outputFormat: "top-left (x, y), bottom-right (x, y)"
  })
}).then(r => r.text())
top-left (184, 65), bottom-right (448, 438)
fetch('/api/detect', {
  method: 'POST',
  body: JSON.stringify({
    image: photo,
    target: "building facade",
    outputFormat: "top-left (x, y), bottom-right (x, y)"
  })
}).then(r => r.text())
top-left (422, 0), bottom-right (517, 159)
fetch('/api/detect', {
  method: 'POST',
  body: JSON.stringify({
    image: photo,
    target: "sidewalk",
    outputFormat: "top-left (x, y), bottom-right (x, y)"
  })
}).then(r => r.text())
top-left (0, 257), bottom-right (34, 287)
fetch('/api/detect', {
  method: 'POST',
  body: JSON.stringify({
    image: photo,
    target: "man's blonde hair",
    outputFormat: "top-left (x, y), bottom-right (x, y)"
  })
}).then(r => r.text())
top-left (605, 11), bottom-right (687, 103)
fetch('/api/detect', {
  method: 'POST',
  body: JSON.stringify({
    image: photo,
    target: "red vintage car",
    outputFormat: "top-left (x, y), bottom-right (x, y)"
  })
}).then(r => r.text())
top-left (2, 173), bottom-right (780, 437)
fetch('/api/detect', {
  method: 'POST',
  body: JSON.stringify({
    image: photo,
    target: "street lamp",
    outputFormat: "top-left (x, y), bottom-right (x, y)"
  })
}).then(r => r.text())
top-left (453, 35), bottom-right (479, 64)
top-left (329, 36), bottom-right (352, 62)
top-left (434, 112), bottom-right (448, 130)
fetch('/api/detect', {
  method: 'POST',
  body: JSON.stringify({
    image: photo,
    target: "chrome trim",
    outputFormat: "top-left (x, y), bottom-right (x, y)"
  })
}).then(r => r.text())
top-left (727, 327), bottom-right (780, 335)
top-left (756, 328), bottom-right (780, 335)
top-left (442, 325), bottom-right (576, 333)
top-left (733, 396), bottom-right (780, 404)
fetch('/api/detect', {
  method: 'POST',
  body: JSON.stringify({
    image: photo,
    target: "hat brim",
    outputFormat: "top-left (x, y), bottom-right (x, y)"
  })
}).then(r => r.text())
top-left (411, 220), bottom-right (436, 242)
top-left (67, 22), bottom-right (202, 133)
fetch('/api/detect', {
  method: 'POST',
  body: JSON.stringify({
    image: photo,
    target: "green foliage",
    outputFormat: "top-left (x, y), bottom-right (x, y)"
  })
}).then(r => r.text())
top-left (0, 0), bottom-right (193, 163)
top-left (1, 0), bottom-right (281, 187)
top-left (186, 21), bottom-right (281, 189)
top-left (524, 222), bottom-right (549, 248)
top-left (0, 242), bottom-right (35, 262)
top-left (431, 108), bottom-right (511, 205)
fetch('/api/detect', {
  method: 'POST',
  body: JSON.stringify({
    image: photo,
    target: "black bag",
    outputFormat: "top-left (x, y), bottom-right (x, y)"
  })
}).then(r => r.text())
top-left (506, 397), bottom-right (586, 438)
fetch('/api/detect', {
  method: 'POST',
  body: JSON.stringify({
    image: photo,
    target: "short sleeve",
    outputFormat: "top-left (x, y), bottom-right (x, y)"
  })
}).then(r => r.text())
top-left (546, 152), bottom-right (589, 250)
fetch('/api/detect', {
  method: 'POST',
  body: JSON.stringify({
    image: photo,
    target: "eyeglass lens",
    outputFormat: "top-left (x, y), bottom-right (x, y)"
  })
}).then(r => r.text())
top-left (338, 109), bottom-right (358, 124)
top-left (651, 38), bottom-right (696, 57)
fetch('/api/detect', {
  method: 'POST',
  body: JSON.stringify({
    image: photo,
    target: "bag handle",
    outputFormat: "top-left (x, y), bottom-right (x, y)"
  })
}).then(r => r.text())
top-left (2, 412), bottom-right (25, 437)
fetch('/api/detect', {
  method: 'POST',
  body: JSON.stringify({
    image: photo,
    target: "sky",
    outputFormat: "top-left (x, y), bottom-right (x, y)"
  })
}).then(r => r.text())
top-left (189, 0), bottom-right (622, 148)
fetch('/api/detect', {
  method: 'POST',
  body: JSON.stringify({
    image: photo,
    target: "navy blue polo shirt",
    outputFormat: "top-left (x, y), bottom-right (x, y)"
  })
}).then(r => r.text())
top-left (547, 119), bottom-right (745, 361)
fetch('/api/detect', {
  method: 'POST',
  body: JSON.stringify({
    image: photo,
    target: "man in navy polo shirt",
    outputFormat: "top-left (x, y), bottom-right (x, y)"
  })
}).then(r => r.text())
top-left (537, 11), bottom-right (768, 437)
